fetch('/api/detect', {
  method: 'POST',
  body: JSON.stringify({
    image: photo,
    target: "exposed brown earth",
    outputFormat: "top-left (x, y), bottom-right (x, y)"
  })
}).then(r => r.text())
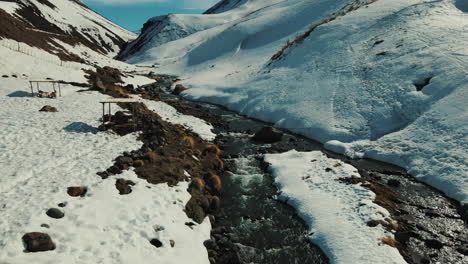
top-left (0, 1), bottom-right (128, 63)
top-left (85, 68), bottom-right (224, 225)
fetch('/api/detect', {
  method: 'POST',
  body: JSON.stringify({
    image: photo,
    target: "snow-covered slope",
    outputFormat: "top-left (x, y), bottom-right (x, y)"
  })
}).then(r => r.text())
top-left (203, 0), bottom-right (247, 14)
top-left (123, 0), bottom-right (468, 206)
top-left (117, 0), bottom-right (285, 60)
top-left (0, 0), bottom-right (136, 60)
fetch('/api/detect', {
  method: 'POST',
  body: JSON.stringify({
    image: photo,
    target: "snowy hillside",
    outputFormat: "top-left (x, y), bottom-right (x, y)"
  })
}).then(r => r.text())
top-left (122, 0), bottom-right (468, 206)
top-left (117, 0), bottom-right (286, 60)
top-left (0, 0), bottom-right (136, 60)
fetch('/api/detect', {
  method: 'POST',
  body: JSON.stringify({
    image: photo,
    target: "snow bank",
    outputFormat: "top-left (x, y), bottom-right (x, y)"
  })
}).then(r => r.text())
top-left (125, 0), bottom-right (468, 204)
top-left (265, 150), bottom-right (406, 264)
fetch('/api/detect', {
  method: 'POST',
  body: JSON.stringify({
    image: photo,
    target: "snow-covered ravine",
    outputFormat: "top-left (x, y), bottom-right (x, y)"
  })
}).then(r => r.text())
top-left (0, 78), bottom-right (211, 263)
top-left (124, 0), bottom-right (468, 207)
top-left (153, 86), bottom-right (467, 264)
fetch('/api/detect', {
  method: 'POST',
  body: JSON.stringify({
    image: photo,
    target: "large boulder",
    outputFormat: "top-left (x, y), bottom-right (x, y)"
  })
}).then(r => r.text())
top-left (22, 232), bottom-right (56, 252)
top-left (252, 126), bottom-right (284, 143)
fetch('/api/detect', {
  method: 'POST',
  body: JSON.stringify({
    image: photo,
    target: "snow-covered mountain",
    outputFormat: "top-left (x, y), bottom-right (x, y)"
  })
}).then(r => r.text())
top-left (117, 0), bottom-right (284, 60)
top-left (122, 0), bottom-right (468, 206)
top-left (0, 0), bottom-right (136, 61)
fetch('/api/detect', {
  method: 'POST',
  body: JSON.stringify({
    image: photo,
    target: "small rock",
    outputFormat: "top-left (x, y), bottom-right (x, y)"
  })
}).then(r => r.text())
top-left (252, 126), bottom-right (284, 143)
top-left (133, 160), bottom-right (145, 167)
top-left (58, 202), bottom-right (67, 208)
top-left (173, 84), bottom-right (187, 95)
top-left (457, 246), bottom-right (468, 256)
top-left (425, 239), bottom-right (443, 249)
top-left (67, 186), bottom-right (87, 197)
top-left (387, 179), bottom-right (401, 187)
top-left (115, 179), bottom-right (135, 195)
top-left (204, 239), bottom-right (217, 249)
top-left (185, 222), bottom-right (196, 229)
top-left (116, 156), bottom-right (133, 165)
top-left (46, 208), bottom-right (64, 219)
top-left (170, 240), bottom-right (175, 248)
top-left (39, 105), bottom-right (58, 112)
top-left (150, 238), bottom-right (163, 248)
top-left (2, 75), bottom-right (8, 78)
top-left (97, 171), bottom-right (110, 179)
top-left (367, 220), bottom-right (381, 227)
top-left (40, 224), bottom-right (50, 229)
top-left (107, 165), bottom-right (121, 175)
top-left (22, 232), bottom-right (56, 252)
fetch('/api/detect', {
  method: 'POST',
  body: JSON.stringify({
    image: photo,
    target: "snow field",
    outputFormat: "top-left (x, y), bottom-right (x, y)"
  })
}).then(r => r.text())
top-left (0, 77), bottom-right (210, 263)
top-left (265, 150), bottom-right (407, 264)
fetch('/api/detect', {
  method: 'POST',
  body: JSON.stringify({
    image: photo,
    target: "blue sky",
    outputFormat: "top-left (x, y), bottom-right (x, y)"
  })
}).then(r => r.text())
top-left (83, 0), bottom-right (218, 31)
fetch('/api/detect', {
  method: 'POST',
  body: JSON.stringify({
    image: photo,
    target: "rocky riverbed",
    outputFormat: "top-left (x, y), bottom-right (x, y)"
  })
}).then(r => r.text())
top-left (88, 70), bottom-right (467, 264)
top-left (138, 78), bottom-right (467, 264)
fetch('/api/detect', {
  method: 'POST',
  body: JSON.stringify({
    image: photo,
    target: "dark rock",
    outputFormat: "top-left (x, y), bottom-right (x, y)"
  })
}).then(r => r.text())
top-left (39, 105), bottom-right (58, 112)
top-left (150, 238), bottom-right (163, 248)
top-left (425, 239), bottom-right (443, 249)
top-left (367, 220), bottom-right (381, 227)
top-left (12, 74), bottom-right (17, 78)
top-left (67, 186), bottom-right (87, 197)
top-left (22, 232), bottom-right (56, 252)
top-left (209, 196), bottom-right (221, 213)
top-left (112, 111), bottom-right (131, 124)
top-left (185, 222), bottom-right (196, 229)
top-left (253, 126), bottom-right (284, 143)
top-left (204, 239), bottom-right (217, 249)
top-left (107, 165), bottom-right (122, 175)
top-left (40, 224), bottom-right (50, 228)
top-left (457, 246), bottom-right (468, 256)
top-left (116, 156), bottom-right (133, 165)
top-left (395, 231), bottom-right (418, 244)
top-left (376, 51), bottom-right (387, 56)
top-left (373, 40), bottom-right (384, 46)
top-left (170, 240), bottom-right (175, 248)
top-left (115, 179), bottom-right (135, 195)
top-left (133, 160), bottom-right (145, 167)
top-left (173, 84), bottom-right (187, 95)
top-left (2, 75), bottom-right (8, 78)
top-left (387, 179), bottom-right (401, 187)
top-left (58, 202), bottom-right (67, 208)
top-left (97, 171), bottom-right (110, 179)
top-left (46, 208), bottom-right (64, 219)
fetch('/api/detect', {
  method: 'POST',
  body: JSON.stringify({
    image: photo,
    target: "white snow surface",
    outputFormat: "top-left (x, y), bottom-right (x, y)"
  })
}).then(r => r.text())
top-left (0, 77), bottom-right (211, 263)
top-left (265, 150), bottom-right (406, 264)
top-left (124, 0), bottom-right (468, 204)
